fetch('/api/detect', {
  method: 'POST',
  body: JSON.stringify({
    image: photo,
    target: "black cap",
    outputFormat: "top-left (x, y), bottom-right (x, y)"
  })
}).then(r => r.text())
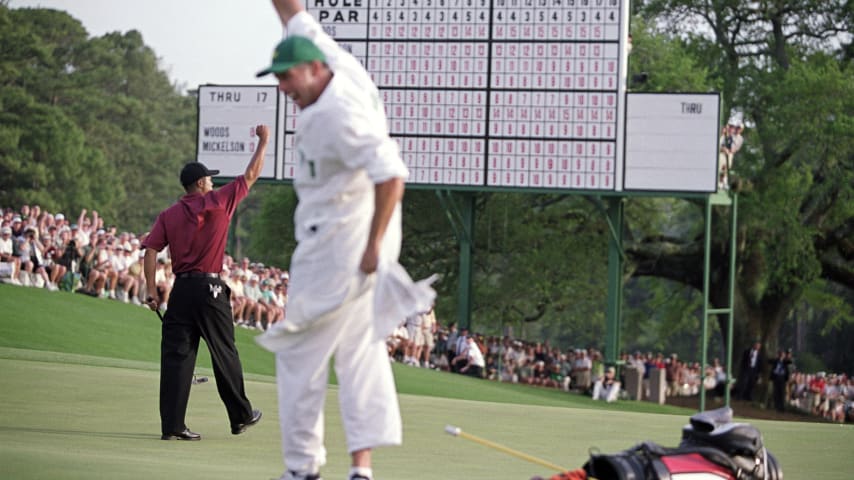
top-left (180, 162), bottom-right (219, 187)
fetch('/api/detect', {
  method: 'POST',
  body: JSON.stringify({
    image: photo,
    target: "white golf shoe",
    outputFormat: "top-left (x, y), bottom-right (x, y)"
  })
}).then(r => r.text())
top-left (277, 471), bottom-right (322, 480)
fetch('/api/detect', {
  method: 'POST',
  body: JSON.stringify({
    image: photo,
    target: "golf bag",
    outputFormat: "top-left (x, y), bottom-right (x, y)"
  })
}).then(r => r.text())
top-left (582, 408), bottom-right (782, 480)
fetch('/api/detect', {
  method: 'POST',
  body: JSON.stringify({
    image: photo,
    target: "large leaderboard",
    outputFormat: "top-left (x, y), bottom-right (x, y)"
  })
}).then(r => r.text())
top-left (279, 0), bottom-right (631, 190)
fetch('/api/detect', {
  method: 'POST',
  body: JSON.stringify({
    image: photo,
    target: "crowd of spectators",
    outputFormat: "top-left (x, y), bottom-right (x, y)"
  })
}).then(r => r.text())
top-left (1, 204), bottom-right (288, 331)
top-left (787, 371), bottom-right (853, 423)
top-left (3, 203), bottom-right (852, 423)
top-left (388, 319), bottom-right (853, 422)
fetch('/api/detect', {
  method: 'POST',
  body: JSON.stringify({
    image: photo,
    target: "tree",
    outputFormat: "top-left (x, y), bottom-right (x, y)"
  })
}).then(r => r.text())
top-left (628, 1), bottom-right (854, 375)
top-left (0, 6), bottom-right (196, 232)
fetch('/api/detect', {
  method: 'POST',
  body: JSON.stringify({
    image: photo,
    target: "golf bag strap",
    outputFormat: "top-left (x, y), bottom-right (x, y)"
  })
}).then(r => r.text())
top-left (634, 443), bottom-right (750, 478)
top-left (548, 468), bottom-right (587, 480)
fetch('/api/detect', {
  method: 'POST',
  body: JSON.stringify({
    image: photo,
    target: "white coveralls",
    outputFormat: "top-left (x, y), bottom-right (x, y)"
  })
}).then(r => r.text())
top-left (258, 11), bottom-right (414, 475)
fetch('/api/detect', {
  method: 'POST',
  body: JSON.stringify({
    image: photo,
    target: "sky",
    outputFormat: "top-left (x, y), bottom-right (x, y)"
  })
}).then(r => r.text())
top-left (9, 0), bottom-right (285, 91)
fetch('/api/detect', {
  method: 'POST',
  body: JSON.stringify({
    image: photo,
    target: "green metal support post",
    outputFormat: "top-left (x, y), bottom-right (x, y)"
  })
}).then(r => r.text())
top-left (457, 192), bottom-right (476, 330)
top-left (604, 197), bottom-right (624, 367)
top-left (700, 191), bottom-right (738, 411)
top-left (725, 193), bottom-right (738, 407)
top-left (438, 190), bottom-right (477, 331)
top-left (701, 197), bottom-right (713, 412)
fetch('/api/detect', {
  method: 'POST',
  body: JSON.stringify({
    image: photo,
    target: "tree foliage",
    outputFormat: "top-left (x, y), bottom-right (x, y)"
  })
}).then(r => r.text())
top-left (0, 6), bottom-right (195, 232)
top-left (628, 0), bottom-right (853, 373)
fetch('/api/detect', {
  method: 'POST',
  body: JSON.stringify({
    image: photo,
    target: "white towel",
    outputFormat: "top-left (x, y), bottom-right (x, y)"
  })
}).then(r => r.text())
top-left (372, 261), bottom-right (438, 340)
top-left (255, 261), bottom-right (436, 352)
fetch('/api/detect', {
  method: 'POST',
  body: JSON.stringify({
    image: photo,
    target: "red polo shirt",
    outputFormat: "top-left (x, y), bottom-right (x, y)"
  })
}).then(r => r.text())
top-left (142, 176), bottom-right (247, 274)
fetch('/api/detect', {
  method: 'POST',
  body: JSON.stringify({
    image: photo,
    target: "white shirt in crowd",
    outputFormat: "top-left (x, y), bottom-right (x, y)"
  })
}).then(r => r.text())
top-left (466, 340), bottom-right (486, 368)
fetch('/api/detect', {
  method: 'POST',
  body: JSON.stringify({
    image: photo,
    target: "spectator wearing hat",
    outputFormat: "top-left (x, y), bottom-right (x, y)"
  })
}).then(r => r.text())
top-left (272, 279), bottom-right (289, 320)
top-left (243, 274), bottom-right (267, 329)
top-left (0, 226), bottom-right (22, 285)
top-left (96, 238), bottom-right (119, 298)
top-left (141, 125), bottom-right (268, 441)
top-left (10, 216), bottom-right (24, 238)
top-left (111, 243), bottom-right (140, 303)
top-left (53, 213), bottom-right (67, 231)
top-left (258, 279), bottom-right (283, 329)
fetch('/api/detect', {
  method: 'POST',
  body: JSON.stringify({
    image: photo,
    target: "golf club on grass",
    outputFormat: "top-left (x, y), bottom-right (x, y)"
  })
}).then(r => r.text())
top-left (152, 308), bottom-right (210, 385)
top-left (445, 425), bottom-right (571, 473)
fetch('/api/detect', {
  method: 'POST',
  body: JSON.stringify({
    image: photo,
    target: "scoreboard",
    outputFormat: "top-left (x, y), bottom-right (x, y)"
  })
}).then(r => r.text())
top-left (197, 85), bottom-right (279, 179)
top-left (285, 0), bottom-right (631, 190)
top-left (195, 1), bottom-right (725, 195)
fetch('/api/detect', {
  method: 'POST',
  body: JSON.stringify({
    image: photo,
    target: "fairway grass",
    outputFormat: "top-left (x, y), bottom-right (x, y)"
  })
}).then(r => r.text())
top-left (1, 284), bottom-right (853, 479)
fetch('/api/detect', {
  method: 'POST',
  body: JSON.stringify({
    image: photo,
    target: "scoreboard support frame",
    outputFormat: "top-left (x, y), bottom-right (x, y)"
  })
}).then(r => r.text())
top-left (427, 187), bottom-right (737, 412)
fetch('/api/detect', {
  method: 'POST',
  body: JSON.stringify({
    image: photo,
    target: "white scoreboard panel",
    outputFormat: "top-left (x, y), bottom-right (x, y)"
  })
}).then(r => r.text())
top-left (283, 0), bottom-right (631, 191)
top-left (197, 85), bottom-right (280, 179)
top-left (624, 93), bottom-right (720, 192)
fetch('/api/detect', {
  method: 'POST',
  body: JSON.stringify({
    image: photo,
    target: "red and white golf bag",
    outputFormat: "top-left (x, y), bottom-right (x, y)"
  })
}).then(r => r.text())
top-left (582, 407), bottom-right (782, 480)
top-left (539, 407), bottom-right (783, 480)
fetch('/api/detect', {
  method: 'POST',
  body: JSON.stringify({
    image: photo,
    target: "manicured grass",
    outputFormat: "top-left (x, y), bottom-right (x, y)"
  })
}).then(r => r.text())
top-left (0, 283), bottom-right (686, 413)
top-left (1, 283), bottom-right (852, 479)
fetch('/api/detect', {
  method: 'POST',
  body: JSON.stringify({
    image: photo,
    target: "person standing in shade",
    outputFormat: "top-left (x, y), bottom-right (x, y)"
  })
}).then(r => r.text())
top-left (737, 341), bottom-right (763, 401)
top-left (768, 349), bottom-right (792, 412)
top-left (254, 1), bottom-right (434, 479)
top-left (142, 125), bottom-right (269, 441)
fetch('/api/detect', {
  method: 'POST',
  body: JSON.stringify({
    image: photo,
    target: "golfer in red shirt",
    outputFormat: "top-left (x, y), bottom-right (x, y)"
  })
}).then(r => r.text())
top-left (142, 125), bottom-right (269, 441)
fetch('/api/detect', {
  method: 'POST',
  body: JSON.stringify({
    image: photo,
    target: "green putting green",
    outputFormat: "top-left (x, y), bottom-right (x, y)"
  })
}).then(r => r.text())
top-left (1, 284), bottom-right (851, 479)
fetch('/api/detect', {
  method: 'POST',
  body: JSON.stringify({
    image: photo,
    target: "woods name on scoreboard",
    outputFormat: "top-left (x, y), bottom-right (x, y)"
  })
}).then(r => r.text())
top-left (197, 85), bottom-right (279, 179)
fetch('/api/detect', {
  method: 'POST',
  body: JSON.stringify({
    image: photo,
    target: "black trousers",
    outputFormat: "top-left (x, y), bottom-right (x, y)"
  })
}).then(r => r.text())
top-left (739, 370), bottom-right (759, 401)
top-left (772, 378), bottom-right (787, 412)
top-left (160, 276), bottom-right (252, 434)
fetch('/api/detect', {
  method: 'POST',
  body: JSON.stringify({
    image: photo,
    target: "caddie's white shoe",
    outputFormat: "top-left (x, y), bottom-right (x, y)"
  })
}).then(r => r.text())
top-left (277, 471), bottom-right (322, 480)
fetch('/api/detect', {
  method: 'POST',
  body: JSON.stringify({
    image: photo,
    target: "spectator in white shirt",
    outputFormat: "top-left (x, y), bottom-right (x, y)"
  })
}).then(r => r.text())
top-left (459, 336), bottom-right (485, 378)
top-left (0, 226), bottom-right (22, 285)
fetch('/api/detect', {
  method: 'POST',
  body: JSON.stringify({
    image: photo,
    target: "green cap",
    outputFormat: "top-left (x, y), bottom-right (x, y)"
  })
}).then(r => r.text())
top-left (256, 36), bottom-right (326, 77)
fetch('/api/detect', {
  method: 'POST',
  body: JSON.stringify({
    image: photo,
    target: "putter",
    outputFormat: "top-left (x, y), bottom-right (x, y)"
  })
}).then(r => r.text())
top-left (445, 425), bottom-right (570, 472)
top-left (151, 307), bottom-right (210, 385)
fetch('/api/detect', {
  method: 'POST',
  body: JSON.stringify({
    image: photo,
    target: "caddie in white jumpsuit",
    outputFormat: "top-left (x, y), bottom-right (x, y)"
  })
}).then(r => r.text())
top-left (255, 2), bottom-right (435, 480)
